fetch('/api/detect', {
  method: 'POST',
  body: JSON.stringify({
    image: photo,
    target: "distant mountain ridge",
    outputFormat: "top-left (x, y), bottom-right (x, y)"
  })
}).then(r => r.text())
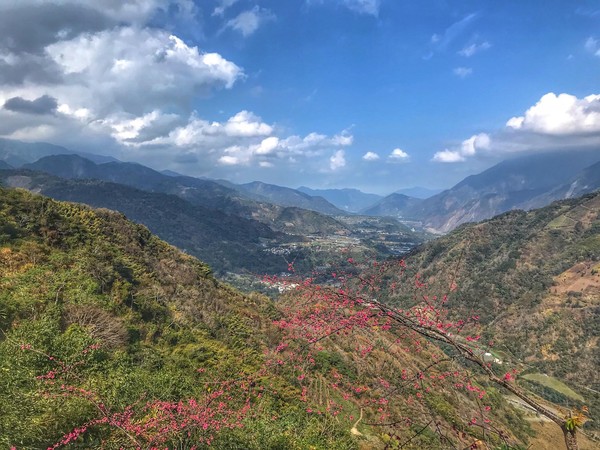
top-left (0, 137), bottom-right (118, 166)
top-left (222, 181), bottom-right (346, 216)
top-left (297, 186), bottom-right (382, 212)
top-left (360, 193), bottom-right (423, 217)
top-left (365, 150), bottom-right (600, 233)
top-left (0, 169), bottom-right (286, 274)
top-left (395, 186), bottom-right (443, 199)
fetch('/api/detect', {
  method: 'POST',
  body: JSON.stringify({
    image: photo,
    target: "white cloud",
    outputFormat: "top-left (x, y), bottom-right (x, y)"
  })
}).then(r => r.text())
top-left (433, 92), bottom-right (600, 163)
top-left (431, 13), bottom-right (479, 52)
top-left (254, 136), bottom-right (280, 155)
top-left (0, 0), bottom-right (359, 180)
top-left (389, 148), bottom-right (409, 160)
top-left (44, 27), bottom-right (243, 117)
top-left (460, 133), bottom-right (491, 155)
top-left (218, 154), bottom-right (240, 165)
top-left (362, 151), bottom-right (380, 161)
top-left (506, 93), bottom-right (600, 135)
top-left (432, 133), bottom-right (490, 163)
top-left (221, 111), bottom-right (273, 137)
top-left (341, 0), bottom-right (380, 16)
top-left (453, 67), bottom-right (473, 78)
top-left (459, 41), bottom-right (491, 57)
top-left (308, 0), bottom-right (380, 16)
top-left (140, 110), bottom-right (272, 148)
top-left (224, 6), bottom-right (274, 37)
top-left (329, 150), bottom-right (346, 170)
top-left (432, 149), bottom-right (465, 163)
top-left (585, 37), bottom-right (600, 56)
top-left (213, 0), bottom-right (240, 16)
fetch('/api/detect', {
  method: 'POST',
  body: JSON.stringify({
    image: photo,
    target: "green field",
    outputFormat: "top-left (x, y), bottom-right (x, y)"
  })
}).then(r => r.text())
top-left (521, 373), bottom-right (584, 401)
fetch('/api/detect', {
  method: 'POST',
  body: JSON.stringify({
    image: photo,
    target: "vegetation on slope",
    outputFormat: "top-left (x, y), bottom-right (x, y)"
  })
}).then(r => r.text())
top-left (0, 187), bottom-right (534, 449)
top-left (397, 193), bottom-right (600, 435)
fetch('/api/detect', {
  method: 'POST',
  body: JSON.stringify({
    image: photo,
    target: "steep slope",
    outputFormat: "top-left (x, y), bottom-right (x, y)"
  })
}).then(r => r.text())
top-left (0, 188), bottom-right (539, 449)
top-left (523, 160), bottom-right (600, 209)
top-left (297, 186), bottom-right (382, 212)
top-left (360, 193), bottom-right (423, 218)
top-left (409, 150), bottom-right (600, 233)
top-left (397, 193), bottom-right (600, 429)
top-left (0, 160), bottom-right (12, 170)
top-left (0, 170), bottom-right (286, 275)
top-left (0, 187), bottom-right (359, 449)
top-left (395, 186), bottom-right (443, 199)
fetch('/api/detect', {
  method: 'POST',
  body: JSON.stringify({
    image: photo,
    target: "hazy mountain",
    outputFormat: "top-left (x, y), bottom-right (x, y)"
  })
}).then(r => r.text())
top-left (24, 155), bottom-right (356, 237)
top-left (161, 169), bottom-right (184, 177)
top-left (409, 150), bottom-right (600, 233)
top-left (521, 160), bottom-right (600, 209)
top-left (0, 160), bottom-right (13, 170)
top-left (230, 181), bottom-right (345, 216)
top-left (24, 154), bottom-right (252, 213)
top-left (0, 169), bottom-right (286, 275)
top-left (360, 193), bottom-right (423, 217)
top-left (400, 192), bottom-right (600, 422)
top-left (394, 186), bottom-right (443, 199)
top-left (297, 186), bottom-right (382, 212)
top-left (0, 138), bottom-right (118, 166)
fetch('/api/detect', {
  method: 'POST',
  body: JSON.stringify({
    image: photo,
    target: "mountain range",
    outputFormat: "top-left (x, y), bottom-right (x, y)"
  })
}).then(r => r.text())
top-left (2, 138), bottom-right (599, 237)
top-left (365, 150), bottom-right (600, 233)
top-left (0, 149), bottom-right (425, 278)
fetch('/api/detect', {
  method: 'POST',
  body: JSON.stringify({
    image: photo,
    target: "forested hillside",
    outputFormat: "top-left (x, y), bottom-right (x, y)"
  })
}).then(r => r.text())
top-left (0, 187), bottom-right (549, 449)
top-left (397, 193), bottom-right (600, 434)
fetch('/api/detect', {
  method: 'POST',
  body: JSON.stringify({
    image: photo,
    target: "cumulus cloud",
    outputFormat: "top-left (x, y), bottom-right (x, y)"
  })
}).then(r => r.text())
top-left (4, 95), bottom-right (58, 115)
top-left (329, 150), bottom-right (346, 170)
top-left (453, 67), bottom-right (473, 78)
top-left (433, 92), bottom-right (600, 163)
top-left (0, 0), bottom-right (357, 181)
top-left (506, 93), bottom-right (600, 135)
top-left (431, 149), bottom-right (465, 163)
top-left (254, 136), bottom-right (280, 155)
top-left (45, 28), bottom-right (242, 116)
top-left (224, 6), bottom-right (275, 37)
top-left (362, 151), bottom-right (380, 161)
top-left (388, 148), bottom-right (409, 161)
top-left (459, 41), bottom-right (491, 57)
top-left (432, 133), bottom-right (490, 163)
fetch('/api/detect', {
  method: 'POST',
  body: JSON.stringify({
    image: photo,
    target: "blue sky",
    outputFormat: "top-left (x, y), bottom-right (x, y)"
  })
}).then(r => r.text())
top-left (0, 0), bottom-right (599, 193)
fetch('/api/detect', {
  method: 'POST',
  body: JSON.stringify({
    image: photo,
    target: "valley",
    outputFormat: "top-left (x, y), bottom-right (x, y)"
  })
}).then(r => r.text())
top-left (0, 139), bottom-right (599, 450)
top-left (1, 3), bottom-right (599, 448)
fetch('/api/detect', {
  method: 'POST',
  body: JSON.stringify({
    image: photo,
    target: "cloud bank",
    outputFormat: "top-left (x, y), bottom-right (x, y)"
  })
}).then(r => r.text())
top-left (433, 92), bottom-right (600, 162)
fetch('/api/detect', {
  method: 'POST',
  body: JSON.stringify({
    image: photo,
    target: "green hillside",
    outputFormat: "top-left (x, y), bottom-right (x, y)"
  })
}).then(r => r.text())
top-left (0, 187), bottom-right (536, 449)
top-left (396, 193), bottom-right (600, 432)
